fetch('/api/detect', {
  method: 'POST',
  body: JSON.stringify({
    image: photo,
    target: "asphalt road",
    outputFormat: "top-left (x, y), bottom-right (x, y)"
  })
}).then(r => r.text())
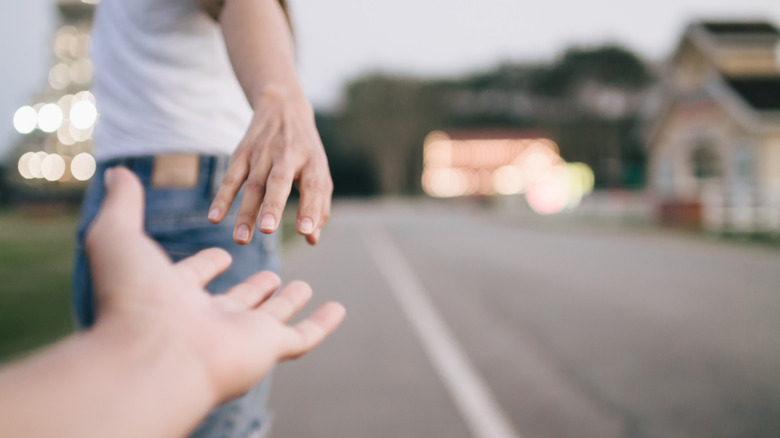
top-left (269, 200), bottom-right (780, 438)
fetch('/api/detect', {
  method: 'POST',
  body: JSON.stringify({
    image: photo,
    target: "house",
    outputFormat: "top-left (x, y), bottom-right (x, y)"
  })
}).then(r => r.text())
top-left (645, 20), bottom-right (780, 232)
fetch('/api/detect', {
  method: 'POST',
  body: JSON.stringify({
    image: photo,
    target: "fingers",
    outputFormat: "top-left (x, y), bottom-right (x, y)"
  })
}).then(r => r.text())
top-left (257, 280), bottom-right (312, 323)
top-left (224, 271), bottom-right (281, 309)
top-left (233, 164), bottom-right (271, 244)
top-left (283, 302), bottom-right (346, 359)
top-left (257, 164), bottom-right (294, 234)
top-left (174, 248), bottom-right (232, 287)
top-left (295, 170), bottom-right (322, 241)
top-left (208, 159), bottom-right (249, 224)
top-left (305, 184), bottom-right (331, 245)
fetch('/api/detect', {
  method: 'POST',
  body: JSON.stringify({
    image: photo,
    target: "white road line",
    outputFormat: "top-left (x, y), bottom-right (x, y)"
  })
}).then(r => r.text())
top-left (362, 227), bottom-right (523, 438)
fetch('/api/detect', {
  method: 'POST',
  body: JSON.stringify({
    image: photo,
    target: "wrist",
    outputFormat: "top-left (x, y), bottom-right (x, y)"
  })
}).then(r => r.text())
top-left (251, 83), bottom-right (311, 112)
top-left (85, 319), bottom-right (218, 426)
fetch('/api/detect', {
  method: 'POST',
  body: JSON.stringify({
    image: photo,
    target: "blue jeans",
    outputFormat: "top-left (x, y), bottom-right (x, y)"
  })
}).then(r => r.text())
top-left (72, 156), bottom-right (280, 438)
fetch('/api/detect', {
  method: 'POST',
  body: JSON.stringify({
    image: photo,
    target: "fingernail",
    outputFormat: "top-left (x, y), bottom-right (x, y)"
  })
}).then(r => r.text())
top-left (236, 224), bottom-right (250, 242)
top-left (299, 217), bottom-right (314, 234)
top-left (103, 168), bottom-right (114, 186)
top-left (208, 208), bottom-right (220, 221)
top-left (259, 214), bottom-right (276, 231)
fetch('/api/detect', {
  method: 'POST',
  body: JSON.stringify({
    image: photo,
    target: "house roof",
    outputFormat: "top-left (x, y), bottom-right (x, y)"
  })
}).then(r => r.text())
top-left (701, 21), bottom-right (780, 36)
top-left (724, 77), bottom-right (780, 111)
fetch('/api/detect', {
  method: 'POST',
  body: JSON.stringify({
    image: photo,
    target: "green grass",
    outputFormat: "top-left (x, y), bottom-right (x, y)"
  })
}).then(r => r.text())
top-left (0, 208), bottom-right (79, 362)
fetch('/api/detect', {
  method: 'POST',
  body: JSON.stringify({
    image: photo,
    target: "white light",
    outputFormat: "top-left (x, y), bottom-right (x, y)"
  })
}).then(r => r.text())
top-left (492, 165), bottom-right (526, 195)
top-left (57, 122), bottom-right (76, 146)
top-left (526, 167), bottom-right (571, 215)
top-left (70, 100), bottom-right (98, 129)
top-left (49, 63), bottom-right (71, 90)
top-left (37, 104), bottom-right (63, 133)
top-left (13, 106), bottom-right (37, 134)
top-left (41, 154), bottom-right (66, 181)
top-left (71, 153), bottom-right (97, 181)
top-left (18, 152), bottom-right (35, 179)
top-left (70, 58), bottom-right (94, 84)
top-left (69, 123), bottom-right (94, 142)
top-left (28, 152), bottom-right (48, 179)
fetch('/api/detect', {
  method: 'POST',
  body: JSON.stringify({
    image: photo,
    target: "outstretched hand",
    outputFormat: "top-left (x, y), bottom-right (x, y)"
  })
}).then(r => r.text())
top-left (87, 167), bottom-right (345, 403)
top-left (208, 88), bottom-right (333, 247)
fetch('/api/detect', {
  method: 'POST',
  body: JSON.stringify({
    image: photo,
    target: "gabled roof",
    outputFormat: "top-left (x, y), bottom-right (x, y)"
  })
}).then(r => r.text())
top-left (701, 22), bottom-right (780, 36)
top-left (672, 20), bottom-right (780, 67)
top-left (724, 77), bottom-right (780, 111)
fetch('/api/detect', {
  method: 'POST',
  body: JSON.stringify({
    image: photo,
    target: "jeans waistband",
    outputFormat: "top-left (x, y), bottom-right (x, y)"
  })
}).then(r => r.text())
top-left (98, 155), bottom-right (230, 196)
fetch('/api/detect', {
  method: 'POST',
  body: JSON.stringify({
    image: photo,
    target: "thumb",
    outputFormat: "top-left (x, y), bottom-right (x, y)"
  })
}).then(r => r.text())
top-left (94, 167), bottom-right (145, 233)
top-left (85, 167), bottom-right (146, 253)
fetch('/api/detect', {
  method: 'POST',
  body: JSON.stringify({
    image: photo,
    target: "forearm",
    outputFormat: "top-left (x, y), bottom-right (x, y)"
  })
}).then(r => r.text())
top-left (220, 0), bottom-right (306, 106)
top-left (0, 322), bottom-right (213, 438)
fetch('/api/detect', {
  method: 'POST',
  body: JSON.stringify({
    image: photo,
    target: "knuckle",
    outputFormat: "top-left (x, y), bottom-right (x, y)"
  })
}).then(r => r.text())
top-left (300, 178), bottom-right (326, 193)
top-left (262, 200), bottom-right (284, 213)
top-left (267, 170), bottom-right (292, 185)
top-left (244, 178), bottom-right (267, 193)
top-left (221, 173), bottom-right (244, 187)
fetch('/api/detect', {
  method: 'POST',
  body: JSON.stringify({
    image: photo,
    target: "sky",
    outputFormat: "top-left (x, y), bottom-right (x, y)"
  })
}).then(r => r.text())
top-left (1, 0), bottom-right (780, 161)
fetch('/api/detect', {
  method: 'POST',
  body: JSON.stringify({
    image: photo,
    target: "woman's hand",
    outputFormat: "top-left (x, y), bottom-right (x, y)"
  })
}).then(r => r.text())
top-left (208, 87), bottom-right (333, 246)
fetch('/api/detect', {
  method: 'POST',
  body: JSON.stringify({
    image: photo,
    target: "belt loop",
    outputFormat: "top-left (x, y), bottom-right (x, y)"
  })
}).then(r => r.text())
top-left (210, 155), bottom-right (229, 197)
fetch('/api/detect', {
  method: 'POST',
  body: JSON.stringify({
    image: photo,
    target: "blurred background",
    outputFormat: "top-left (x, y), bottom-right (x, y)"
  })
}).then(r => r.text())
top-left (1, 1), bottom-right (779, 437)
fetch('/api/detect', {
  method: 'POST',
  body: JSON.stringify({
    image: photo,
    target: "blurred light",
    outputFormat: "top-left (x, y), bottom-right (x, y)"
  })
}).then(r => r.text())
top-left (564, 162), bottom-right (595, 209)
top-left (71, 153), bottom-right (97, 181)
top-left (422, 168), bottom-right (469, 198)
top-left (476, 169), bottom-right (494, 195)
top-left (526, 166), bottom-right (570, 215)
top-left (41, 154), bottom-right (66, 181)
top-left (57, 122), bottom-right (77, 145)
top-left (82, 0), bottom-right (101, 4)
top-left (28, 152), bottom-right (48, 179)
top-left (74, 90), bottom-right (96, 104)
top-left (49, 63), bottom-right (71, 90)
top-left (38, 104), bottom-right (64, 133)
top-left (70, 58), bottom-right (94, 84)
top-left (70, 100), bottom-right (98, 129)
top-left (58, 94), bottom-right (75, 111)
top-left (69, 123), bottom-right (94, 142)
top-left (17, 152), bottom-right (35, 179)
top-left (492, 165), bottom-right (525, 195)
top-left (520, 150), bottom-right (554, 183)
top-left (55, 26), bottom-right (78, 59)
top-left (13, 106), bottom-right (37, 134)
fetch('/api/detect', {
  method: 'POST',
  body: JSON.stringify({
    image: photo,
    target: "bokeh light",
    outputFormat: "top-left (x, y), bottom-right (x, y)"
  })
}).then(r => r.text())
top-left (70, 100), bottom-right (98, 129)
top-left (17, 152), bottom-right (36, 179)
top-left (71, 153), bottom-right (97, 181)
top-left (37, 104), bottom-right (64, 133)
top-left (526, 166), bottom-right (571, 215)
top-left (492, 165), bottom-right (525, 195)
top-left (41, 154), bottom-right (67, 182)
top-left (422, 130), bottom-right (595, 214)
top-left (70, 58), bottom-right (94, 84)
top-left (27, 152), bottom-right (49, 179)
top-left (13, 106), bottom-right (38, 134)
top-left (49, 63), bottom-right (71, 90)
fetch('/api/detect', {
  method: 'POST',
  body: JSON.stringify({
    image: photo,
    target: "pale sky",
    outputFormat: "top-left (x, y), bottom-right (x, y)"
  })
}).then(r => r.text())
top-left (2, 0), bottom-right (780, 161)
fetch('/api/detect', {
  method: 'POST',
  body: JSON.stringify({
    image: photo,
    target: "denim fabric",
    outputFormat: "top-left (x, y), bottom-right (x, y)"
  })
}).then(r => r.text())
top-left (72, 156), bottom-right (280, 438)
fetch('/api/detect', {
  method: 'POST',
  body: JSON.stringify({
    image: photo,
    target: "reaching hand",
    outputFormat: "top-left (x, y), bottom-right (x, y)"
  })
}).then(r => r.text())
top-left (208, 88), bottom-right (333, 246)
top-left (87, 167), bottom-right (345, 403)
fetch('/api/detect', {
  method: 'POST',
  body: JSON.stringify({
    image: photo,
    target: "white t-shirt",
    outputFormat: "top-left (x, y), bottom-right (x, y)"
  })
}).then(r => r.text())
top-left (91, 0), bottom-right (252, 161)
